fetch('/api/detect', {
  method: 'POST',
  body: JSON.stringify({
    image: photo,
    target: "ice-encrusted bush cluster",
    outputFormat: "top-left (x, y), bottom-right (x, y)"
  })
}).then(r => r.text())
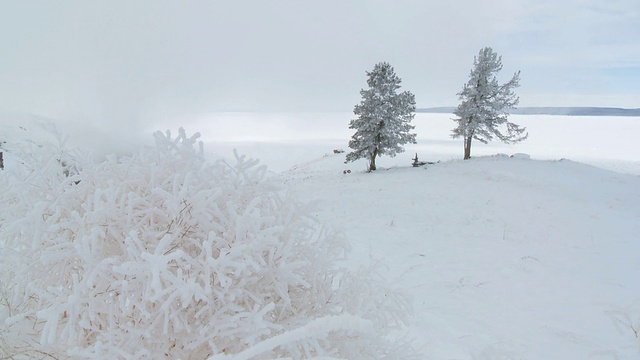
top-left (0, 128), bottom-right (411, 359)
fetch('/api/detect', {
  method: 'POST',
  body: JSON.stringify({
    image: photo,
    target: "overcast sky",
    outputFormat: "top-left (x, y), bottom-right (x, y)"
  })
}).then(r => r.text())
top-left (1, 0), bottom-right (638, 128)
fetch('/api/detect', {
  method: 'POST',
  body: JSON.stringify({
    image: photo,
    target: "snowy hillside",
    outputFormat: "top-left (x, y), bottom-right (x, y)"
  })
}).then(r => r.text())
top-left (1, 112), bottom-right (639, 358)
top-left (281, 153), bottom-right (640, 359)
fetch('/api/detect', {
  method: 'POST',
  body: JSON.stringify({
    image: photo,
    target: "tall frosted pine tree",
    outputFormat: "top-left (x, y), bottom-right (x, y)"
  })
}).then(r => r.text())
top-left (452, 47), bottom-right (527, 160)
top-left (346, 62), bottom-right (416, 171)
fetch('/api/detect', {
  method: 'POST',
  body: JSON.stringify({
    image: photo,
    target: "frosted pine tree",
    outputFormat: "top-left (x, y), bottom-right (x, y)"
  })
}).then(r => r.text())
top-left (452, 47), bottom-right (527, 160)
top-left (346, 62), bottom-right (416, 171)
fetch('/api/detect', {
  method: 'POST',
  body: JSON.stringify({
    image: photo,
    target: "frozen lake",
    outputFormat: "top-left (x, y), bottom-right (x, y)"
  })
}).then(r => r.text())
top-left (2, 111), bottom-right (638, 175)
top-left (155, 112), bottom-right (640, 175)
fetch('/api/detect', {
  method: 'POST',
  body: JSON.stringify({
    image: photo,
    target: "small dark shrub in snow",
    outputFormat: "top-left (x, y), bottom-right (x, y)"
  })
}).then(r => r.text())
top-left (411, 153), bottom-right (427, 167)
top-left (510, 153), bottom-right (531, 160)
top-left (0, 128), bottom-right (412, 359)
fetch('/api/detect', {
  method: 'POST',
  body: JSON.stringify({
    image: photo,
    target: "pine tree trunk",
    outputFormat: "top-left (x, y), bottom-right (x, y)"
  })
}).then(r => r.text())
top-left (369, 148), bottom-right (378, 171)
top-left (0, 152), bottom-right (3, 170)
top-left (463, 136), bottom-right (472, 160)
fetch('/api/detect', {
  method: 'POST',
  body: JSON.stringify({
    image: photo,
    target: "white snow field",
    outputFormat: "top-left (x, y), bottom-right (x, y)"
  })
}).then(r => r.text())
top-left (283, 153), bottom-right (640, 359)
top-left (1, 112), bottom-right (639, 358)
top-left (194, 113), bottom-right (640, 358)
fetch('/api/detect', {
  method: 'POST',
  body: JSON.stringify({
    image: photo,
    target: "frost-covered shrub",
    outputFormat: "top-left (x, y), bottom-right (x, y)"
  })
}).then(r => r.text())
top-left (0, 128), bottom-right (412, 359)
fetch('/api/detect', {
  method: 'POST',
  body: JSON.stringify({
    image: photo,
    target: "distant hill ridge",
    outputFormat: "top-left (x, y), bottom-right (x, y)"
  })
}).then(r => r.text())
top-left (417, 107), bottom-right (640, 116)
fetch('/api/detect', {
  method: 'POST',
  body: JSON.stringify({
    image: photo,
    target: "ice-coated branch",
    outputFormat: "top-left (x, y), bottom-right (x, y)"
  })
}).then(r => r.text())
top-left (209, 314), bottom-right (373, 360)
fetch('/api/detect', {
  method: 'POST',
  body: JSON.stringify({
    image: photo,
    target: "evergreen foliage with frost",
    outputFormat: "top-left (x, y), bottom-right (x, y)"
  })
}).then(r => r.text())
top-left (0, 127), bottom-right (413, 359)
top-left (452, 47), bottom-right (527, 160)
top-left (346, 62), bottom-right (416, 171)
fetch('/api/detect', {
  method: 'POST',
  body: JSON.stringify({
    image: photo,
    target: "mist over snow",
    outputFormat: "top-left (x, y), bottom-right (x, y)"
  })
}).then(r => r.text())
top-left (1, 0), bottom-right (638, 129)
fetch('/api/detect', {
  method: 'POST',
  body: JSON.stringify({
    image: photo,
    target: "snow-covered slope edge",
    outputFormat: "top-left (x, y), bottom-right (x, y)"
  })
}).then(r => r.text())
top-left (282, 153), bottom-right (640, 359)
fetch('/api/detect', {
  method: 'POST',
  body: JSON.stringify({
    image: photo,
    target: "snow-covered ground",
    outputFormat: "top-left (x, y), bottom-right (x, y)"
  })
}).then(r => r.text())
top-left (187, 112), bottom-right (640, 358)
top-left (1, 112), bottom-right (639, 358)
top-left (283, 154), bottom-right (640, 359)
